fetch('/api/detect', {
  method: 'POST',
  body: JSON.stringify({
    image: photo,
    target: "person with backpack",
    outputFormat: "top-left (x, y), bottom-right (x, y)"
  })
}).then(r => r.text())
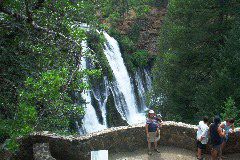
top-left (145, 110), bottom-right (160, 155)
top-left (196, 116), bottom-right (209, 160)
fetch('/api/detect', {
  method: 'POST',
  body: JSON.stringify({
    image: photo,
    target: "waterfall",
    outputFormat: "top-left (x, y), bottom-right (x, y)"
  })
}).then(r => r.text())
top-left (108, 81), bottom-right (128, 121)
top-left (78, 29), bottom-right (151, 134)
top-left (144, 69), bottom-right (152, 91)
top-left (91, 76), bottom-right (109, 126)
top-left (79, 41), bottom-right (107, 134)
top-left (102, 32), bottom-right (145, 124)
top-left (135, 69), bottom-right (147, 111)
top-left (135, 68), bottom-right (152, 112)
top-left (91, 150), bottom-right (108, 160)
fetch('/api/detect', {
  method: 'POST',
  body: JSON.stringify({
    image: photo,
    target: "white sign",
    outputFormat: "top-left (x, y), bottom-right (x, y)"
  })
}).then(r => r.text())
top-left (91, 150), bottom-right (108, 160)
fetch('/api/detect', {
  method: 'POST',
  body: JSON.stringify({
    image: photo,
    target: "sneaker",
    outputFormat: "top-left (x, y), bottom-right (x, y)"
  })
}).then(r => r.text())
top-left (154, 148), bottom-right (160, 153)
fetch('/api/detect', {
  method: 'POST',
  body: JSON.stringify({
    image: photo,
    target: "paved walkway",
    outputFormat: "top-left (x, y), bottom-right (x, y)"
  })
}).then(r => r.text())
top-left (109, 146), bottom-right (240, 160)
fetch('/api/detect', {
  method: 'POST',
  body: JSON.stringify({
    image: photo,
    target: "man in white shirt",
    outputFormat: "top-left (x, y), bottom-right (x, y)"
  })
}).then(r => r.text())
top-left (196, 116), bottom-right (209, 160)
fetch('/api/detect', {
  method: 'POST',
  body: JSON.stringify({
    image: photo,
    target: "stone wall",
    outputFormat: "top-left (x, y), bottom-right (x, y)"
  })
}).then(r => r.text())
top-left (16, 121), bottom-right (240, 160)
top-left (33, 143), bottom-right (56, 160)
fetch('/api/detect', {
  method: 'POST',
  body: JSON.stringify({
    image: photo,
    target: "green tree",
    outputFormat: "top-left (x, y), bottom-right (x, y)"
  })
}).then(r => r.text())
top-left (0, 0), bottom-right (99, 152)
top-left (152, 0), bottom-right (240, 123)
top-left (221, 97), bottom-right (239, 122)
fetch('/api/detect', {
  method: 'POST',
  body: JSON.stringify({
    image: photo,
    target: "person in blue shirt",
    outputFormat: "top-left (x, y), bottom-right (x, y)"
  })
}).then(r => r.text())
top-left (219, 118), bottom-right (235, 159)
top-left (145, 110), bottom-right (160, 155)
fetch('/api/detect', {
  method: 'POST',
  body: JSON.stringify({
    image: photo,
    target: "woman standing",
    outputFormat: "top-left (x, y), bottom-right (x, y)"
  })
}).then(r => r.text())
top-left (209, 116), bottom-right (226, 160)
top-left (145, 110), bottom-right (160, 155)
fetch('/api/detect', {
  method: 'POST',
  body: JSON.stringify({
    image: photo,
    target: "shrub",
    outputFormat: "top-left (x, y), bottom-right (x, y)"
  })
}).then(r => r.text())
top-left (221, 97), bottom-right (239, 124)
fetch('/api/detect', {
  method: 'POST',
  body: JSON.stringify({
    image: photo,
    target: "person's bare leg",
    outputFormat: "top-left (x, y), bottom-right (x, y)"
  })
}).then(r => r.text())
top-left (154, 140), bottom-right (158, 148)
top-left (197, 148), bottom-right (202, 159)
top-left (148, 140), bottom-right (152, 155)
top-left (148, 141), bottom-right (151, 150)
top-left (220, 142), bottom-right (226, 158)
top-left (153, 136), bottom-right (160, 153)
top-left (154, 141), bottom-right (160, 153)
top-left (154, 135), bottom-right (160, 153)
top-left (211, 149), bottom-right (218, 160)
top-left (156, 129), bottom-right (159, 137)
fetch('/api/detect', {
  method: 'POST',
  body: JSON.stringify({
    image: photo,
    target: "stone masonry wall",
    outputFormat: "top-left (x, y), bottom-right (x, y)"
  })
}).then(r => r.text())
top-left (16, 121), bottom-right (240, 160)
top-left (33, 143), bottom-right (56, 160)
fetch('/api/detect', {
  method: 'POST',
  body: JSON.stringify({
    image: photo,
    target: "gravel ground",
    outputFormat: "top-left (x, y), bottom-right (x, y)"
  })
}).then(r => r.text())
top-left (109, 146), bottom-right (240, 160)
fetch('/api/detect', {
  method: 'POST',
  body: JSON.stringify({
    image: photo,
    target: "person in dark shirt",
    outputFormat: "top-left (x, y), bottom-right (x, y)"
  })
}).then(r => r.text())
top-left (145, 110), bottom-right (160, 155)
top-left (209, 116), bottom-right (226, 160)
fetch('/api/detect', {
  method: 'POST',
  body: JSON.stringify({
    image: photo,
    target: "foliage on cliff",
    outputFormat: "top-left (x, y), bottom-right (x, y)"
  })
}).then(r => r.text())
top-left (86, 30), bottom-right (114, 81)
top-left (107, 1), bottom-right (168, 72)
top-left (109, 28), bottom-right (151, 73)
top-left (152, 0), bottom-right (240, 124)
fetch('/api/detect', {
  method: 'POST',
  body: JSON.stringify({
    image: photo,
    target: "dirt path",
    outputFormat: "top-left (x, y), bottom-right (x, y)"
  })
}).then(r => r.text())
top-left (109, 146), bottom-right (240, 160)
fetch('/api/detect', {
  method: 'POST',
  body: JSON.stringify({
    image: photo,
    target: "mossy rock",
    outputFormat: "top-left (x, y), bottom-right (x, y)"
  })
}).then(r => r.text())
top-left (86, 30), bottom-right (114, 81)
top-left (106, 92), bottom-right (128, 127)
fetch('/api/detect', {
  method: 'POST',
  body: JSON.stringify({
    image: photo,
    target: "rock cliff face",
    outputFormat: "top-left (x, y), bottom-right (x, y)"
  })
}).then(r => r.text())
top-left (16, 122), bottom-right (240, 160)
top-left (117, 7), bottom-right (167, 55)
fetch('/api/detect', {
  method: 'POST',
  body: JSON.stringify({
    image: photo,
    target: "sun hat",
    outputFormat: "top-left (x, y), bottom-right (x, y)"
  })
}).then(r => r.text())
top-left (149, 110), bottom-right (155, 114)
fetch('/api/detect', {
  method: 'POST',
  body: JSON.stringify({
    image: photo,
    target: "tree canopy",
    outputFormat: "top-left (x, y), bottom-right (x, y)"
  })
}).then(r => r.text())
top-left (152, 0), bottom-right (240, 123)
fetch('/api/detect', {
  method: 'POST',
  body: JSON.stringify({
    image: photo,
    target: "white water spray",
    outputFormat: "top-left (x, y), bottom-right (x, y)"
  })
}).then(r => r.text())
top-left (79, 41), bottom-right (107, 134)
top-left (102, 32), bottom-right (145, 124)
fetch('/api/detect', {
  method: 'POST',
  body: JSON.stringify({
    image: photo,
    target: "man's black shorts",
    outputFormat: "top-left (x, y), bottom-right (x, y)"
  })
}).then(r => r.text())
top-left (197, 140), bottom-right (206, 150)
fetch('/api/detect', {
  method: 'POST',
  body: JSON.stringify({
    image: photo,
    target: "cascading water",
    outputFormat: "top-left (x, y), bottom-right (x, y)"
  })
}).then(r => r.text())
top-left (102, 32), bottom-right (146, 124)
top-left (108, 81), bottom-right (128, 121)
top-left (144, 69), bottom-right (152, 91)
top-left (135, 70), bottom-right (147, 111)
top-left (79, 41), bottom-right (107, 134)
top-left (78, 29), bottom-right (151, 134)
top-left (91, 76), bottom-right (109, 126)
top-left (134, 68), bottom-right (152, 112)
